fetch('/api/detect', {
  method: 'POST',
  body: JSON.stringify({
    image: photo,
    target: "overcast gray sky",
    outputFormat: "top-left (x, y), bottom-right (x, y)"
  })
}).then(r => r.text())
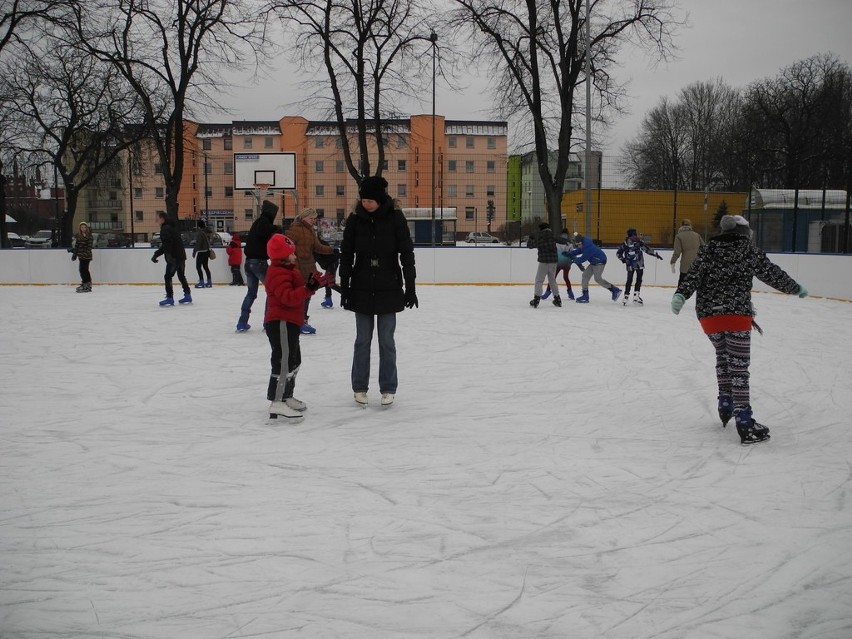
top-left (214, 0), bottom-right (852, 155)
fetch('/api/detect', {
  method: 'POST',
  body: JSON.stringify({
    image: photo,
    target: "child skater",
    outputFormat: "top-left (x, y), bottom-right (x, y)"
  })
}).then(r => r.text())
top-left (226, 233), bottom-right (245, 285)
top-left (542, 229), bottom-right (577, 301)
top-left (568, 232), bottom-right (621, 303)
top-left (616, 228), bottom-right (663, 305)
top-left (671, 215), bottom-right (809, 445)
top-left (264, 234), bottom-right (325, 422)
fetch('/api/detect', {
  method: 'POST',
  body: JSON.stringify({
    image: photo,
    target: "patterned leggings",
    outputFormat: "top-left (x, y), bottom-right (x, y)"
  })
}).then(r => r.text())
top-left (708, 330), bottom-right (752, 408)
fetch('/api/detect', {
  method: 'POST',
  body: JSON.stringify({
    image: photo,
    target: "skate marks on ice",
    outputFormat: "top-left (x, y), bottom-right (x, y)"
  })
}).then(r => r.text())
top-left (0, 286), bottom-right (851, 637)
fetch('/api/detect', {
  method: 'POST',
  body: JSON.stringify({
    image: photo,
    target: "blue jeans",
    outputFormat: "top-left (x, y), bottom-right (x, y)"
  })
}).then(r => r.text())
top-left (238, 258), bottom-right (268, 325)
top-left (352, 312), bottom-right (397, 394)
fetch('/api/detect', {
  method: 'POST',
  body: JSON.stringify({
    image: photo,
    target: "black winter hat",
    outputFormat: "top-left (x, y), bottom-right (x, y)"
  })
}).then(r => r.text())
top-left (359, 176), bottom-right (389, 202)
top-left (539, 222), bottom-right (550, 230)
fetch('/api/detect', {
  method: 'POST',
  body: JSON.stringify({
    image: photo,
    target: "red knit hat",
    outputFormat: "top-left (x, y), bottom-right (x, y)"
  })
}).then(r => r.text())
top-left (267, 234), bottom-right (295, 260)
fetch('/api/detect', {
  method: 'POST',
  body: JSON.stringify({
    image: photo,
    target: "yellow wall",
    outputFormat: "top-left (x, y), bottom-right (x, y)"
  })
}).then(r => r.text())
top-left (561, 189), bottom-right (748, 246)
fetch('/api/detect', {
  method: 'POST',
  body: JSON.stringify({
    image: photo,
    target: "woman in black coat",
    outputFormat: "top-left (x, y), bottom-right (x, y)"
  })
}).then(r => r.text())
top-left (339, 176), bottom-right (417, 407)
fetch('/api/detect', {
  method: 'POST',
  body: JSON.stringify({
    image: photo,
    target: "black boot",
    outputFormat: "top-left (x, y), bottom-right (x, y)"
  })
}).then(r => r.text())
top-left (529, 295), bottom-right (540, 308)
top-left (552, 296), bottom-right (562, 307)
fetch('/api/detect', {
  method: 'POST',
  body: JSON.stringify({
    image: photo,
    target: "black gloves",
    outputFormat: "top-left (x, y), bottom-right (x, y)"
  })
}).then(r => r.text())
top-left (404, 281), bottom-right (418, 309)
top-left (305, 272), bottom-right (321, 292)
top-left (656, 253), bottom-right (663, 260)
top-left (71, 252), bottom-right (77, 262)
top-left (339, 278), bottom-right (350, 309)
top-left (151, 254), bottom-right (159, 263)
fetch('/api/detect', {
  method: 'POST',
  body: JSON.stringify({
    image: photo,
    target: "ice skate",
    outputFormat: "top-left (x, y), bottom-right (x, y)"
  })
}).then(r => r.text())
top-left (529, 296), bottom-right (540, 308)
top-left (300, 323), bottom-right (316, 335)
top-left (610, 286), bottom-right (622, 302)
top-left (269, 401), bottom-right (305, 423)
top-left (236, 322), bottom-right (251, 333)
top-left (552, 296), bottom-right (562, 307)
top-left (178, 293), bottom-right (192, 304)
top-left (632, 293), bottom-right (643, 305)
top-left (718, 395), bottom-right (734, 427)
top-left (194, 281), bottom-right (205, 289)
top-left (734, 406), bottom-right (770, 445)
top-left (541, 289), bottom-right (552, 300)
top-left (285, 397), bottom-right (307, 412)
top-left (159, 297), bottom-right (174, 307)
top-left (321, 295), bottom-right (333, 309)
top-left (354, 392), bottom-right (368, 407)
top-left (575, 290), bottom-right (589, 303)
top-left (381, 393), bottom-right (395, 407)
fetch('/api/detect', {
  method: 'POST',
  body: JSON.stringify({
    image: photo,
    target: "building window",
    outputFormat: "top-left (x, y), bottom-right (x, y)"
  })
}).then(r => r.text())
top-left (397, 134), bottom-right (407, 148)
top-left (245, 208), bottom-right (253, 220)
top-left (487, 136), bottom-right (496, 149)
top-left (205, 187), bottom-right (212, 197)
top-left (448, 136), bottom-right (457, 148)
top-left (202, 138), bottom-right (212, 150)
top-left (154, 163), bottom-right (162, 174)
top-left (264, 136), bottom-right (273, 148)
top-left (134, 187), bottom-right (142, 199)
top-left (135, 210), bottom-right (143, 221)
top-left (336, 208), bottom-right (345, 220)
top-left (315, 185), bottom-right (324, 196)
top-left (224, 137), bottom-right (232, 150)
top-left (397, 159), bottom-right (407, 172)
top-left (465, 160), bottom-right (474, 173)
top-left (315, 161), bottom-right (324, 173)
top-left (243, 136), bottom-right (252, 149)
top-left (155, 187), bottom-right (164, 198)
top-left (465, 206), bottom-right (475, 220)
top-left (335, 137), bottom-right (343, 149)
top-left (447, 184), bottom-right (457, 197)
top-left (225, 186), bottom-right (234, 197)
top-left (336, 184), bottom-right (345, 196)
top-left (316, 137), bottom-right (324, 148)
top-left (381, 159), bottom-right (388, 171)
top-left (448, 160), bottom-right (457, 172)
top-left (487, 185), bottom-right (495, 196)
top-left (487, 160), bottom-right (496, 173)
top-left (397, 184), bottom-right (407, 197)
top-left (466, 135), bottom-right (474, 148)
top-left (204, 161), bottom-right (212, 175)
top-left (465, 184), bottom-right (474, 197)
top-left (316, 208), bottom-right (325, 217)
top-left (244, 190), bottom-right (253, 197)
top-left (335, 160), bottom-right (345, 173)
top-left (224, 162), bottom-right (233, 175)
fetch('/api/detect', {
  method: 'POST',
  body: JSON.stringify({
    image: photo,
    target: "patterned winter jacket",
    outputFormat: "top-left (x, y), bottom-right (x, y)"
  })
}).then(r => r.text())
top-left (73, 231), bottom-right (93, 261)
top-left (527, 227), bottom-right (558, 263)
top-left (616, 238), bottom-right (660, 271)
top-left (676, 232), bottom-right (800, 331)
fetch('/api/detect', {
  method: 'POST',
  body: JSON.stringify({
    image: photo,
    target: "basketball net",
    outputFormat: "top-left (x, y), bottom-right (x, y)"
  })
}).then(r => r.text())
top-left (252, 183), bottom-right (272, 209)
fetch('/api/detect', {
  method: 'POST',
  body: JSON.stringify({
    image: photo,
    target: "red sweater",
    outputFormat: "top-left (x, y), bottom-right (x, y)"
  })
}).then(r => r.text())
top-left (264, 261), bottom-right (313, 325)
top-left (226, 240), bottom-right (243, 266)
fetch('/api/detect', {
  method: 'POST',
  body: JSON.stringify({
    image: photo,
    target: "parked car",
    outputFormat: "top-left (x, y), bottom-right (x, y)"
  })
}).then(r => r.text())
top-left (25, 229), bottom-right (55, 248)
top-left (150, 232), bottom-right (161, 249)
top-left (465, 231), bottom-right (500, 244)
top-left (6, 232), bottom-right (26, 248)
top-left (105, 232), bottom-right (133, 247)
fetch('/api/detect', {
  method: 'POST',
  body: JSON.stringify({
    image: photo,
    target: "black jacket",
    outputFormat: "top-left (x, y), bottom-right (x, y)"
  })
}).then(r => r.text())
top-left (153, 218), bottom-right (186, 262)
top-left (244, 201), bottom-right (279, 260)
top-left (339, 199), bottom-right (415, 315)
top-left (677, 232), bottom-right (800, 320)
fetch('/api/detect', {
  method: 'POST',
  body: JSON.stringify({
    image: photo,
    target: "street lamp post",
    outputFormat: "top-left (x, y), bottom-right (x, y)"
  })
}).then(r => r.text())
top-left (430, 31), bottom-right (438, 246)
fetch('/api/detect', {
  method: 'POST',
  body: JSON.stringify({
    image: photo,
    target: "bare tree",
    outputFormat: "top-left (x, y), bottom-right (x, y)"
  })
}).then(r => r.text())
top-left (71, 0), bottom-right (267, 221)
top-left (0, 40), bottom-right (148, 246)
top-left (270, 0), bottom-right (436, 181)
top-left (450, 0), bottom-right (680, 230)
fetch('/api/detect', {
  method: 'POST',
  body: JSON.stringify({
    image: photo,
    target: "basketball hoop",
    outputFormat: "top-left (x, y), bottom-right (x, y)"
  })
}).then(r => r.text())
top-left (255, 183), bottom-right (271, 195)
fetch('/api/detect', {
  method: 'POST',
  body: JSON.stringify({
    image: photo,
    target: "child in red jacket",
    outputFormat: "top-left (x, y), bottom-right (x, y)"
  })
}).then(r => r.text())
top-left (226, 233), bottom-right (245, 285)
top-left (264, 234), bottom-right (324, 421)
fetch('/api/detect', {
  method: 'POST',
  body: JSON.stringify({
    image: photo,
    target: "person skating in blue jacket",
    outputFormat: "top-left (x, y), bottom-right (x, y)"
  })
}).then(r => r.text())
top-left (568, 233), bottom-right (621, 303)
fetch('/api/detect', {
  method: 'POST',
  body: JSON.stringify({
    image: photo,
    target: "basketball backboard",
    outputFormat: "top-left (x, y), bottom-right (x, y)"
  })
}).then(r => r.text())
top-left (234, 152), bottom-right (296, 190)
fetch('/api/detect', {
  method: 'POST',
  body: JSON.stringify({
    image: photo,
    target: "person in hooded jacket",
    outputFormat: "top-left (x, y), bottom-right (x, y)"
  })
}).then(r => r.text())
top-left (670, 219), bottom-right (704, 286)
top-left (672, 214), bottom-right (809, 445)
top-left (226, 233), bottom-right (245, 285)
top-left (235, 200), bottom-right (279, 332)
top-left (285, 207), bottom-right (335, 334)
top-left (151, 211), bottom-right (192, 306)
top-left (339, 176), bottom-right (417, 408)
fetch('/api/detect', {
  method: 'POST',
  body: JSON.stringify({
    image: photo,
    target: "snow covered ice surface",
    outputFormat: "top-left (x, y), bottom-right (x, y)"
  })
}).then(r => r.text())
top-left (1, 284), bottom-right (851, 639)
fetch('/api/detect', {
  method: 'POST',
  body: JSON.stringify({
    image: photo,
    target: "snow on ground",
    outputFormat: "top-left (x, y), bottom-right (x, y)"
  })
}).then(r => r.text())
top-left (1, 284), bottom-right (851, 638)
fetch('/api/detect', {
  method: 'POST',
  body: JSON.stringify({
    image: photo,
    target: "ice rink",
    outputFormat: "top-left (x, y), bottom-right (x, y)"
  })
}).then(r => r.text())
top-left (1, 283), bottom-right (850, 638)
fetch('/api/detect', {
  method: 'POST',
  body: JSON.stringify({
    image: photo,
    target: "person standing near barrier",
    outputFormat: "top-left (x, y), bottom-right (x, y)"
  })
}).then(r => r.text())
top-left (235, 200), bottom-right (279, 332)
top-left (226, 233), bottom-right (245, 285)
top-left (527, 223), bottom-right (561, 308)
top-left (71, 222), bottom-right (94, 293)
top-left (192, 219), bottom-right (212, 289)
top-left (339, 176), bottom-right (417, 408)
top-left (671, 214), bottom-right (808, 445)
top-left (569, 232), bottom-right (622, 303)
top-left (671, 219), bottom-right (704, 286)
top-left (151, 211), bottom-right (192, 306)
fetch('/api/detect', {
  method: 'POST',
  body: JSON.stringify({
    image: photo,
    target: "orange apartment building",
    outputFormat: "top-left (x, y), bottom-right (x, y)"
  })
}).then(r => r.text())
top-left (82, 115), bottom-right (508, 244)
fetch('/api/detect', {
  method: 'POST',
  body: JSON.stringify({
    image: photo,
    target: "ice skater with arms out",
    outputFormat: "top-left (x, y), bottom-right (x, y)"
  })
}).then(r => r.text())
top-left (263, 234), bottom-right (327, 422)
top-left (671, 215), bottom-right (808, 445)
top-left (568, 232), bottom-right (621, 303)
top-left (616, 228), bottom-right (663, 306)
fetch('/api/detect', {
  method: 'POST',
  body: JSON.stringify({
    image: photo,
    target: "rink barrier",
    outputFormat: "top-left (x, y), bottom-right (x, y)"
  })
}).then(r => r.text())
top-left (1, 246), bottom-right (850, 302)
